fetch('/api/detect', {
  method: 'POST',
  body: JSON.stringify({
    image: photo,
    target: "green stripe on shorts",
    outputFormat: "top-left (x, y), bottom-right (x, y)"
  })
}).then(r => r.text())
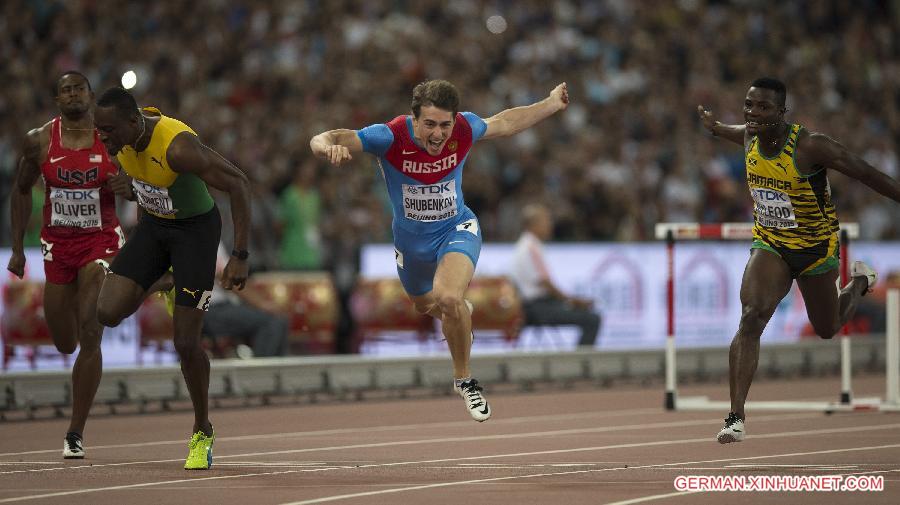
top-left (751, 239), bottom-right (781, 257)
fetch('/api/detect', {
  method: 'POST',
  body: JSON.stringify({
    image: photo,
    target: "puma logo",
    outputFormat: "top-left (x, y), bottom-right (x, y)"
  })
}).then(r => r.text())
top-left (150, 156), bottom-right (164, 168)
top-left (775, 162), bottom-right (788, 172)
top-left (181, 287), bottom-right (199, 298)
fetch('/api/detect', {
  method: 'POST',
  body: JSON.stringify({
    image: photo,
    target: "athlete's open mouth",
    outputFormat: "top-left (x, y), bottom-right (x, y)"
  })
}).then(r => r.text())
top-left (428, 138), bottom-right (443, 149)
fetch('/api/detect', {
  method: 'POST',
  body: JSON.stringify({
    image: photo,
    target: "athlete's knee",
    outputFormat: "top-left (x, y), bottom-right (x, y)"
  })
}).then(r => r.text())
top-left (173, 335), bottom-right (203, 359)
top-left (77, 328), bottom-right (103, 354)
top-left (96, 304), bottom-right (124, 327)
top-left (737, 304), bottom-right (774, 337)
top-left (436, 293), bottom-right (466, 320)
top-left (54, 340), bottom-right (78, 355)
top-left (810, 321), bottom-right (839, 340)
top-left (413, 300), bottom-right (436, 316)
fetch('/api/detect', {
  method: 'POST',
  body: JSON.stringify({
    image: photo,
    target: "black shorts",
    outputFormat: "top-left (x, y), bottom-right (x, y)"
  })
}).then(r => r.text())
top-left (111, 206), bottom-right (221, 309)
top-left (751, 233), bottom-right (839, 279)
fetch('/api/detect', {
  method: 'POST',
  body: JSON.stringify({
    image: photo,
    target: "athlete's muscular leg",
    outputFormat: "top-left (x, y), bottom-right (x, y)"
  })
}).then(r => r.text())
top-left (96, 273), bottom-right (148, 327)
top-left (148, 270), bottom-right (174, 294)
top-left (729, 249), bottom-right (793, 420)
top-left (411, 253), bottom-right (475, 379)
top-left (411, 293), bottom-right (442, 319)
top-left (68, 261), bottom-right (108, 435)
top-left (43, 281), bottom-right (80, 354)
top-left (797, 268), bottom-right (867, 339)
top-left (173, 306), bottom-right (212, 436)
top-left (96, 269), bottom-right (174, 327)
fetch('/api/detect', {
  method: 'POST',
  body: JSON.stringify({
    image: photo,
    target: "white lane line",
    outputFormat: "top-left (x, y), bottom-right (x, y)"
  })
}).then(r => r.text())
top-left (2, 423), bottom-right (899, 503)
top-left (0, 470), bottom-right (303, 504)
top-left (601, 490), bottom-right (705, 505)
top-left (0, 463), bottom-right (59, 466)
top-left (280, 441), bottom-right (900, 505)
top-left (0, 412), bottom-right (820, 475)
top-left (727, 464), bottom-right (860, 469)
top-left (0, 408), bottom-right (661, 458)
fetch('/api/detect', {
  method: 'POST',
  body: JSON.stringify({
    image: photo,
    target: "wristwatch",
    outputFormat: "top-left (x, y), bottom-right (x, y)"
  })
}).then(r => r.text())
top-left (231, 249), bottom-right (249, 260)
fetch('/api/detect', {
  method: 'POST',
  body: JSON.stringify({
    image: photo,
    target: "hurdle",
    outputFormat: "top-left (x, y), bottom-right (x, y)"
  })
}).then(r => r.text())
top-left (655, 222), bottom-right (898, 413)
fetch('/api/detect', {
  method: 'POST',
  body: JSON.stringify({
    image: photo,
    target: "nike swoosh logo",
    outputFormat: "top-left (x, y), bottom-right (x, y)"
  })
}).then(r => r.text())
top-left (448, 241), bottom-right (464, 245)
top-left (402, 149), bottom-right (417, 155)
top-left (732, 429), bottom-right (743, 432)
top-left (105, 248), bottom-right (116, 254)
top-left (479, 405), bottom-right (490, 415)
top-left (50, 156), bottom-right (66, 163)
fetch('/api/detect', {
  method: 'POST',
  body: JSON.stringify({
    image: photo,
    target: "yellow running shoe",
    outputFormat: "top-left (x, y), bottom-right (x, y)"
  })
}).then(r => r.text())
top-left (156, 267), bottom-right (175, 317)
top-left (160, 286), bottom-right (175, 317)
top-left (184, 428), bottom-right (215, 470)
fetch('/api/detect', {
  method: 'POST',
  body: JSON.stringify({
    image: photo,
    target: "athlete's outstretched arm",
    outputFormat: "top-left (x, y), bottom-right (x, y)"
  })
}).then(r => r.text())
top-left (697, 105), bottom-right (746, 146)
top-left (165, 131), bottom-right (252, 290)
top-left (482, 83), bottom-right (569, 140)
top-left (7, 129), bottom-right (44, 279)
top-left (310, 129), bottom-right (364, 166)
top-left (806, 133), bottom-right (900, 203)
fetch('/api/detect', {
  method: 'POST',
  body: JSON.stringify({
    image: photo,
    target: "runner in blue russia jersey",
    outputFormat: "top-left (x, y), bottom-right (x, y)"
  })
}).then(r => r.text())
top-left (357, 110), bottom-right (485, 296)
top-left (311, 80), bottom-right (569, 422)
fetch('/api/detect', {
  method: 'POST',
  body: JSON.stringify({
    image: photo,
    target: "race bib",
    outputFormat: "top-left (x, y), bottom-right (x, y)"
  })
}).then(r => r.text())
top-left (49, 186), bottom-right (101, 228)
top-left (751, 187), bottom-right (797, 229)
top-left (401, 180), bottom-right (458, 222)
top-left (133, 180), bottom-right (177, 216)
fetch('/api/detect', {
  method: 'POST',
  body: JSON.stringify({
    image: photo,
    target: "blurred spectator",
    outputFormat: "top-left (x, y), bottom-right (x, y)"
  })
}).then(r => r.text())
top-left (510, 203), bottom-right (601, 347)
top-left (1, 0), bottom-right (898, 257)
top-left (278, 160), bottom-right (322, 270)
top-left (203, 244), bottom-right (289, 358)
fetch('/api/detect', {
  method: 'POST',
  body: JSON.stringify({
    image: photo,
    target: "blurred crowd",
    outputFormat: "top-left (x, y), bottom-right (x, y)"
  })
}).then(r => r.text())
top-left (2, 0), bottom-right (899, 278)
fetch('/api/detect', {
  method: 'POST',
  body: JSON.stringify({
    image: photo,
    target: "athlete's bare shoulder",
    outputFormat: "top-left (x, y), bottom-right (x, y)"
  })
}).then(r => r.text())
top-left (794, 127), bottom-right (841, 174)
top-left (22, 120), bottom-right (53, 165)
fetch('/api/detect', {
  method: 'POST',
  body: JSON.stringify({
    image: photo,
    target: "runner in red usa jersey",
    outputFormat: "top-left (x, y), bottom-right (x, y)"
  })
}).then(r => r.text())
top-left (312, 79), bottom-right (569, 423)
top-left (40, 115), bottom-right (124, 276)
top-left (7, 72), bottom-right (126, 460)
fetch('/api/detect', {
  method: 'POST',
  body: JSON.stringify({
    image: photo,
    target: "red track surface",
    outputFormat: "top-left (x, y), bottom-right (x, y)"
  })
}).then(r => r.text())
top-left (1, 374), bottom-right (898, 504)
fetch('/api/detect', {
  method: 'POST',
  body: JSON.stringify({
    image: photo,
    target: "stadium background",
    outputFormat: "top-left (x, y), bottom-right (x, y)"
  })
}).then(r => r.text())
top-left (1, 0), bottom-right (899, 364)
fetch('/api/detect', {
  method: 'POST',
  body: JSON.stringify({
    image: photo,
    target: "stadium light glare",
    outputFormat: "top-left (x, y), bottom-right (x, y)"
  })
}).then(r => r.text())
top-left (486, 15), bottom-right (507, 34)
top-left (121, 70), bottom-right (137, 90)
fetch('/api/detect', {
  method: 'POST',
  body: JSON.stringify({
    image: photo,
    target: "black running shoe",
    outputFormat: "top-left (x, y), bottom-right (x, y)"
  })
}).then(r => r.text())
top-left (63, 432), bottom-right (84, 459)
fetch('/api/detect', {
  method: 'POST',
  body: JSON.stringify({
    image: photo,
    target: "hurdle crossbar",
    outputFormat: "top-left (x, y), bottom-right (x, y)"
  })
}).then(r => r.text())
top-left (653, 222), bottom-right (898, 413)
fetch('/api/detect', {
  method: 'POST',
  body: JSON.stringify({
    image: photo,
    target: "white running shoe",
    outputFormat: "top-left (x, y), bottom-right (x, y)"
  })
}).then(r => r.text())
top-left (716, 412), bottom-right (745, 444)
top-left (455, 378), bottom-right (491, 422)
top-left (63, 432), bottom-right (85, 459)
top-left (851, 261), bottom-right (877, 295)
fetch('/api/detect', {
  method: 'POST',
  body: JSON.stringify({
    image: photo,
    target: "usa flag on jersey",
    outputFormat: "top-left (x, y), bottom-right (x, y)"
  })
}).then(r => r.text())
top-left (357, 112), bottom-right (487, 235)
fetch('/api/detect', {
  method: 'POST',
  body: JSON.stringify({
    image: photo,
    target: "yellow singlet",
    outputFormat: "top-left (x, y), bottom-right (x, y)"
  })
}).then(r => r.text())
top-left (116, 107), bottom-right (214, 219)
top-left (746, 123), bottom-right (839, 250)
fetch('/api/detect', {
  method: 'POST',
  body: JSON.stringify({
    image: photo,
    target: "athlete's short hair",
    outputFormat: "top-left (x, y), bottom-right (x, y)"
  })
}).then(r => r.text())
top-left (97, 87), bottom-right (140, 119)
top-left (55, 70), bottom-right (91, 96)
top-left (411, 80), bottom-right (460, 118)
top-left (750, 77), bottom-right (787, 107)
